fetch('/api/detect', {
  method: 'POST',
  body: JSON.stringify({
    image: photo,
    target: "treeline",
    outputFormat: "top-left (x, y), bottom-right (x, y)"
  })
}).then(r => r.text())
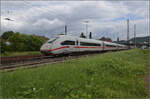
top-left (1, 31), bottom-right (48, 53)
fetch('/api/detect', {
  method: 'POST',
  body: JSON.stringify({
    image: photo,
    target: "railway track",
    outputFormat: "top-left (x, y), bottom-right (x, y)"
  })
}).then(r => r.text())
top-left (0, 50), bottom-right (127, 72)
top-left (0, 55), bottom-right (76, 72)
top-left (0, 52), bottom-right (96, 71)
top-left (1, 55), bottom-right (48, 64)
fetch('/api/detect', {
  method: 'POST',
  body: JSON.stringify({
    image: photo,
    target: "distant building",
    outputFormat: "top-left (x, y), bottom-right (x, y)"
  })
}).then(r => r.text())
top-left (129, 36), bottom-right (150, 44)
top-left (99, 37), bottom-right (112, 42)
top-left (113, 36), bottom-right (150, 48)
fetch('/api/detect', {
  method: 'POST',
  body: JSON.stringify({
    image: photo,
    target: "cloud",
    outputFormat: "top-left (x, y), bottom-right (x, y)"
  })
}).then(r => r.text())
top-left (1, 1), bottom-right (149, 40)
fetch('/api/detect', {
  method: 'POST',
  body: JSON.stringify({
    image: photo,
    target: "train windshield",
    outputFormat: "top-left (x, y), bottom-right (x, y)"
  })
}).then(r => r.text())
top-left (48, 37), bottom-right (58, 43)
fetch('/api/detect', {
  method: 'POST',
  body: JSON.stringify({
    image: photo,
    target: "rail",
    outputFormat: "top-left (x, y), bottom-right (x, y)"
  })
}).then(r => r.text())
top-left (0, 49), bottom-right (128, 72)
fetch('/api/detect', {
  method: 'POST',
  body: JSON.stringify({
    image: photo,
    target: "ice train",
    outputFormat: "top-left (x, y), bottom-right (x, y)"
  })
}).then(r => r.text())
top-left (40, 35), bottom-right (127, 55)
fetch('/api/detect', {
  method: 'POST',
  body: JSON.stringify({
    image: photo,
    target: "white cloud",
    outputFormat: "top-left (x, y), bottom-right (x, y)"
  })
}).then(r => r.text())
top-left (1, 16), bottom-right (24, 31)
top-left (1, 1), bottom-right (149, 40)
top-left (33, 18), bottom-right (64, 30)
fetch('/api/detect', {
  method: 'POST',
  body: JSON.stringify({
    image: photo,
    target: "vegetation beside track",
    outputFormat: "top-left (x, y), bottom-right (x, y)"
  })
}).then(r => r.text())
top-left (1, 31), bottom-right (47, 54)
top-left (0, 49), bottom-right (149, 98)
top-left (1, 51), bottom-right (41, 57)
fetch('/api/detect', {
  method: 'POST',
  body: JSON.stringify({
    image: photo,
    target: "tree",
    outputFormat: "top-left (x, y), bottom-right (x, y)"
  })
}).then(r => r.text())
top-left (8, 32), bottom-right (21, 51)
top-left (0, 39), bottom-right (7, 53)
top-left (99, 37), bottom-right (112, 42)
top-left (1, 31), bottom-right (14, 40)
top-left (2, 31), bottom-right (47, 52)
top-left (0, 38), bottom-right (12, 53)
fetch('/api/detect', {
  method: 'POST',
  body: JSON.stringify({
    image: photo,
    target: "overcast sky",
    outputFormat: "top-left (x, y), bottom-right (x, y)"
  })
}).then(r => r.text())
top-left (1, 1), bottom-right (149, 40)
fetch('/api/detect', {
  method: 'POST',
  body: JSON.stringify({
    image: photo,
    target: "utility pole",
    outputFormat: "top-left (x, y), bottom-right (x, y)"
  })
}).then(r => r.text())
top-left (83, 20), bottom-right (89, 38)
top-left (149, 30), bottom-right (150, 48)
top-left (127, 19), bottom-right (130, 47)
top-left (134, 24), bottom-right (136, 48)
top-left (117, 37), bottom-right (119, 42)
top-left (127, 19), bottom-right (130, 43)
top-left (149, 21), bottom-right (150, 48)
top-left (65, 25), bottom-right (67, 35)
top-left (86, 23), bottom-right (88, 38)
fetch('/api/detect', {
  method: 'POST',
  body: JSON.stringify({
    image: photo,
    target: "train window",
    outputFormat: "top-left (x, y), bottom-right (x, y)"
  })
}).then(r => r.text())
top-left (61, 40), bottom-right (75, 45)
top-left (48, 37), bottom-right (59, 43)
top-left (48, 39), bottom-right (56, 43)
top-left (80, 42), bottom-right (101, 46)
top-left (105, 45), bottom-right (116, 47)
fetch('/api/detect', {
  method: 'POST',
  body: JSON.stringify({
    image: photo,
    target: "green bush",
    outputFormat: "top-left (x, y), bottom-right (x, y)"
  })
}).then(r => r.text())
top-left (0, 39), bottom-right (7, 53)
top-left (0, 31), bottom-right (47, 53)
top-left (1, 31), bottom-right (14, 40)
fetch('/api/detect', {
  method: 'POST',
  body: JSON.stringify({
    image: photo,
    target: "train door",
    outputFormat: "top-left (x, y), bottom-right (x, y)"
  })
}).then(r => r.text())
top-left (102, 42), bottom-right (105, 51)
top-left (68, 40), bottom-right (76, 52)
top-left (75, 39), bottom-right (80, 52)
top-left (60, 40), bottom-right (75, 53)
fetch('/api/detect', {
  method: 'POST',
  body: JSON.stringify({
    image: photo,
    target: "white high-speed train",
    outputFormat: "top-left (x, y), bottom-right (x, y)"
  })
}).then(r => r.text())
top-left (40, 35), bottom-right (127, 55)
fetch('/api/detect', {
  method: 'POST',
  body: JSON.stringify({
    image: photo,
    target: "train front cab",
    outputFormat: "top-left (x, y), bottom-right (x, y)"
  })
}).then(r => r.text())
top-left (53, 36), bottom-right (80, 55)
top-left (40, 37), bottom-right (59, 55)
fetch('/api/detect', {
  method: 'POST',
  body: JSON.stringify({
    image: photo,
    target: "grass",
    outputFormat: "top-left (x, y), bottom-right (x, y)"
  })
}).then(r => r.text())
top-left (0, 49), bottom-right (150, 98)
top-left (1, 51), bottom-right (41, 57)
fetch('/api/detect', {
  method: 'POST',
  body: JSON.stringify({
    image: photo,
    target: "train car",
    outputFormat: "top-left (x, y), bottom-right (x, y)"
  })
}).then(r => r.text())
top-left (40, 35), bottom-right (127, 55)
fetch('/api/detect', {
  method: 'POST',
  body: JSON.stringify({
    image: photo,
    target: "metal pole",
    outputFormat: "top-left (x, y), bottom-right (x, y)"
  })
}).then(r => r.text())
top-left (134, 24), bottom-right (136, 48)
top-left (65, 25), bottom-right (67, 35)
top-left (84, 20), bottom-right (89, 38)
top-left (86, 23), bottom-right (88, 38)
top-left (127, 19), bottom-right (129, 42)
top-left (127, 19), bottom-right (130, 47)
top-left (149, 18), bottom-right (150, 48)
top-left (149, 32), bottom-right (150, 48)
top-left (149, 29), bottom-right (150, 48)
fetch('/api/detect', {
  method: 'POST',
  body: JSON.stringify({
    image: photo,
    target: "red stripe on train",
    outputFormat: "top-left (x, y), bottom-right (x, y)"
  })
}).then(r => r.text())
top-left (74, 46), bottom-right (103, 48)
top-left (41, 46), bottom-right (117, 52)
top-left (51, 46), bottom-right (69, 51)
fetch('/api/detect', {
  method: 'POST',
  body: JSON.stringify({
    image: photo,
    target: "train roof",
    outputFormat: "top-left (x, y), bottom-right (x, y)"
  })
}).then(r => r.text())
top-left (58, 35), bottom-right (103, 43)
top-left (56, 35), bottom-right (125, 46)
